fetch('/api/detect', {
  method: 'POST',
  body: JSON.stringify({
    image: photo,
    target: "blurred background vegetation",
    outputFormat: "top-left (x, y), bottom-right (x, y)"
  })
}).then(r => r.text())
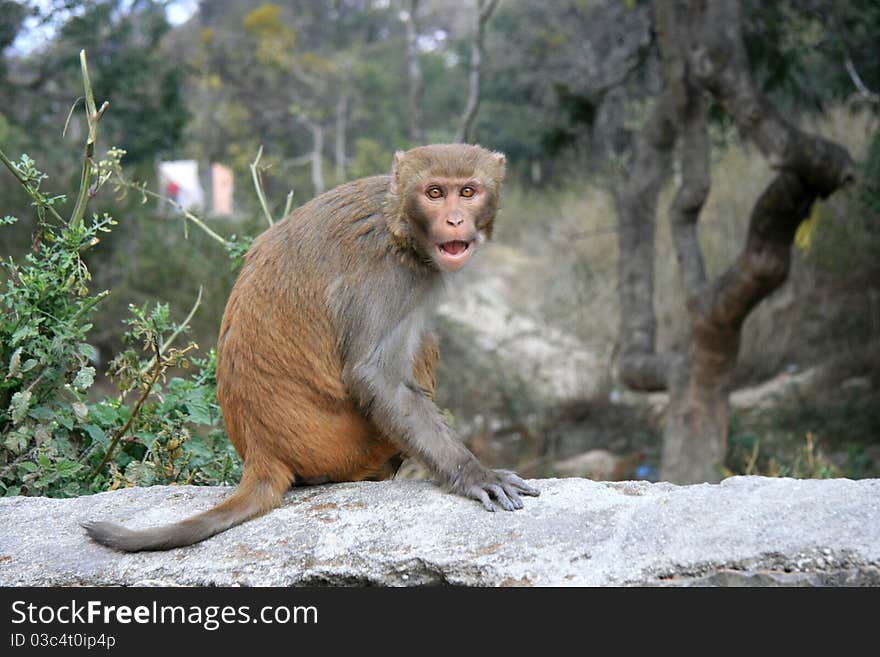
top-left (1, 0), bottom-right (878, 496)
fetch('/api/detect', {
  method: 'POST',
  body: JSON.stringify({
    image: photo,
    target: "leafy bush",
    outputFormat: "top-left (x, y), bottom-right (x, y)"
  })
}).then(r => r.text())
top-left (0, 153), bottom-right (241, 498)
top-left (0, 53), bottom-right (242, 498)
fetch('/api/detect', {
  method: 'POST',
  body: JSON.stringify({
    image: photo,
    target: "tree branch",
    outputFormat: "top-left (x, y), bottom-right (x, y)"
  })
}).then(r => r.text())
top-left (688, 1), bottom-right (855, 192)
top-left (844, 57), bottom-right (878, 101)
top-left (703, 172), bottom-right (814, 331)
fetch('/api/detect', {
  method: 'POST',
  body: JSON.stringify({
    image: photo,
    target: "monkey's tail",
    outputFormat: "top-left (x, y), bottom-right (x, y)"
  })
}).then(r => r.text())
top-left (81, 467), bottom-right (292, 552)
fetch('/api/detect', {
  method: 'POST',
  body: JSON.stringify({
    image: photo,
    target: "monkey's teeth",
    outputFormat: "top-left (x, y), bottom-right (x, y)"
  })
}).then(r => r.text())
top-left (439, 241), bottom-right (470, 256)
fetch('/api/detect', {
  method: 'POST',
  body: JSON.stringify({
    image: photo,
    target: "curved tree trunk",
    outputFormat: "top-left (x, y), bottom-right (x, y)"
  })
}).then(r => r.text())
top-left (617, 0), bottom-right (854, 484)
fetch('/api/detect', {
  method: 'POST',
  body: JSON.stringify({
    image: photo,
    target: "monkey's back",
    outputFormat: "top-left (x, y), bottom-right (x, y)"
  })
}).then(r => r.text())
top-left (215, 176), bottom-right (405, 482)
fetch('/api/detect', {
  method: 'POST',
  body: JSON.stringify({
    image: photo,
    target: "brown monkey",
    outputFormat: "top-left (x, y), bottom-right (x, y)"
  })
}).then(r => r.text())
top-left (83, 144), bottom-right (539, 551)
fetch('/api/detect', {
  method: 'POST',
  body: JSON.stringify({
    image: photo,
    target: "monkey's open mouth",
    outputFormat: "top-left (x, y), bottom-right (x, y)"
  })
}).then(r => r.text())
top-left (438, 241), bottom-right (470, 257)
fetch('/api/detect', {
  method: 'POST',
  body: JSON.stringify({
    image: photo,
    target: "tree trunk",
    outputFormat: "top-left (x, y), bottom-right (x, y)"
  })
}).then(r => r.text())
top-left (616, 91), bottom-right (677, 392)
top-left (335, 91), bottom-right (349, 184)
top-left (308, 120), bottom-right (325, 196)
top-left (455, 0), bottom-right (499, 143)
top-left (403, 0), bottom-right (425, 144)
top-left (617, 0), bottom-right (855, 484)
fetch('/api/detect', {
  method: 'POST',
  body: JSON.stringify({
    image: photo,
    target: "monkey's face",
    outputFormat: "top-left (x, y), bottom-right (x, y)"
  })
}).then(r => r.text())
top-left (388, 144), bottom-right (505, 272)
top-left (412, 177), bottom-right (493, 272)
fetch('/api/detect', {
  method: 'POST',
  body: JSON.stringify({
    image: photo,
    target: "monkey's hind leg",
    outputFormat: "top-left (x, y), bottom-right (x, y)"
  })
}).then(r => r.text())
top-left (82, 462), bottom-right (293, 552)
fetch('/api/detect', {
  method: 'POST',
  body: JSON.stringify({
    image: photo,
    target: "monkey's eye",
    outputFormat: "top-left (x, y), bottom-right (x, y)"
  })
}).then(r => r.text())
top-left (460, 186), bottom-right (476, 198)
top-left (426, 186), bottom-right (443, 200)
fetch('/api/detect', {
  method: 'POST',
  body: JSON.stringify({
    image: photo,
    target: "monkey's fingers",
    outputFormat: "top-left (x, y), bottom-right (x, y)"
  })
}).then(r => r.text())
top-left (499, 483), bottom-right (524, 509)
top-left (469, 486), bottom-right (497, 512)
top-left (485, 484), bottom-right (516, 511)
top-left (499, 471), bottom-right (540, 497)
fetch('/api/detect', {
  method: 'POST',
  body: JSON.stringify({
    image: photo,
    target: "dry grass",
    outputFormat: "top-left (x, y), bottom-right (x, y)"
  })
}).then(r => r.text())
top-left (496, 182), bottom-right (620, 352)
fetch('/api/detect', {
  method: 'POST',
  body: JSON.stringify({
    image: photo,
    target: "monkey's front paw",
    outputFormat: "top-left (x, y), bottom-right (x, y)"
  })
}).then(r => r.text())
top-left (460, 468), bottom-right (540, 512)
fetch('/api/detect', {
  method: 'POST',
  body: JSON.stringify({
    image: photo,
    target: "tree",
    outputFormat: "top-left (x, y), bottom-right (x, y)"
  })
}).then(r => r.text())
top-left (617, 0), bottom-right (855, 483)
top-left (455, 0), bottom-right (499, 143)
top-left (401, 0), bottom-right (424, 144)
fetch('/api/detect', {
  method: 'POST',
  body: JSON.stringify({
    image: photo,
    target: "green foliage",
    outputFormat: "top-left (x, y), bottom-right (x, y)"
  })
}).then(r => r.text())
top-left (725, 388), bottom-right (880, 480)
top-left (726, 427), bottom-right (842, 479)
top-left (744, 0), bottom-right (880, 110)
top-left (1, 144), bottom-right (240, 499)
top-left (858, 130), bottom-right (880, 217)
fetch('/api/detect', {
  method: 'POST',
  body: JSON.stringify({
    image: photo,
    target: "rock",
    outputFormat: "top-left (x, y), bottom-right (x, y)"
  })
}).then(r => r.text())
top-left (437, 245), bottom-right (604, 400)
top-left (0, 477), bottom-right (878, 586)
top-left (552, 449), bottom-right (645, 480)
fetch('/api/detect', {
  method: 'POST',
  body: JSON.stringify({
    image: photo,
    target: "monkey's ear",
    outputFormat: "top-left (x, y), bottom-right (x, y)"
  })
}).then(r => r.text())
top-left (493, 152), bottom-right (507, 180)
top-left (390, 150), bottom-right (407, 195)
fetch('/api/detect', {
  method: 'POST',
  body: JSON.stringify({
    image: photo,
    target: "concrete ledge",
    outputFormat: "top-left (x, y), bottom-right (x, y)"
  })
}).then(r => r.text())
top-left (0, 476), bottom-right (878, 586)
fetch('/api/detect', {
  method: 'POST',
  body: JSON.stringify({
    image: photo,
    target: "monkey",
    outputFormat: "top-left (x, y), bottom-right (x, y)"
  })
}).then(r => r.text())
top-left (82, 143), bottom-right (539, 552)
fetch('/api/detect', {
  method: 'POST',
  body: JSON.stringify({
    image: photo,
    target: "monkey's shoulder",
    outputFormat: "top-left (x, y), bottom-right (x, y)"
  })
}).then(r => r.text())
top-left (290, 175), bottom-right (391, 230)
top-left (245, 175), bottom-right (398, 272)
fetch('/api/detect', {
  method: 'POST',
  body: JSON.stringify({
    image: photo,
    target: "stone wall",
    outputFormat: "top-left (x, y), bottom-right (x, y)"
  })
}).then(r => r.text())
top-left (1, 476), bottom-right (877, 586)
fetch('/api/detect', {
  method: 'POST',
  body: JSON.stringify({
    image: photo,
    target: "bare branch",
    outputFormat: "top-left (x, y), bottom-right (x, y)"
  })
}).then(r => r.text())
top-left (90, 337), bottom-right (163, 481)
top-left (69, 50), bottom-right (109, 230)
top-left (843, 57), bottom-right (876, 100)
top-left (250, 145), bottom-right (275, 227)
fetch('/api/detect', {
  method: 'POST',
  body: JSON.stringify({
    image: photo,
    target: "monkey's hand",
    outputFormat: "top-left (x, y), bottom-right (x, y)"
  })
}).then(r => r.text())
top-left (449, 461), bottom-right (540, 512)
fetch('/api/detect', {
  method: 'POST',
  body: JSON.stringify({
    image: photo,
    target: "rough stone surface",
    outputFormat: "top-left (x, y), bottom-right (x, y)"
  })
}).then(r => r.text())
top-left (1, 476), bottom-right (878, 586)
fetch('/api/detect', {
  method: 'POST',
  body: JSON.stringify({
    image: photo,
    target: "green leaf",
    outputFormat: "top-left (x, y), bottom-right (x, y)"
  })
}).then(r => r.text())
top-left (7, 347), bottom-right (22, 378)
top-left (72, 402), bottom-right (89, 422)
top-left (131, 430), bottom-right (152, 449)
top-left (77, 343), bottom-right (97, 361)
top-left (20, 359), bottom-right (39, 373)
top-left (4, 486), bottom-right (20, 497)
top-left (57, 412), bottom-right (74, 431)
top-left (72, 366), bottom-right (95, 391)
top-left (35, 471), bottom-right (61, 487)
top-left (28, 405), bottom-right (55, 421)
top-left (4, 430), bottom-right (29, 454)
top-left (18, 461), bottom-right (38, 473)
top-left (185, 438), bottom-right (212, 460)
top-left (185, 396), bottom-right (213, 425)
top-left (89, 402), bottom-right (120, 426)
top-left (9, 390), bottom-right (32, 425)
top-left (55, 460), bottom-right (82, 477)
top-left (81, 423), bottom-right (107, 444)
top-left (11, 325), bottom-right (37, 346)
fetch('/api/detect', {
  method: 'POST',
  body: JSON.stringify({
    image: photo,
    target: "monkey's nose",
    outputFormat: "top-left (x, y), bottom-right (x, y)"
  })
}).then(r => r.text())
top-left (446, 215), bottom-right (464, 227)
